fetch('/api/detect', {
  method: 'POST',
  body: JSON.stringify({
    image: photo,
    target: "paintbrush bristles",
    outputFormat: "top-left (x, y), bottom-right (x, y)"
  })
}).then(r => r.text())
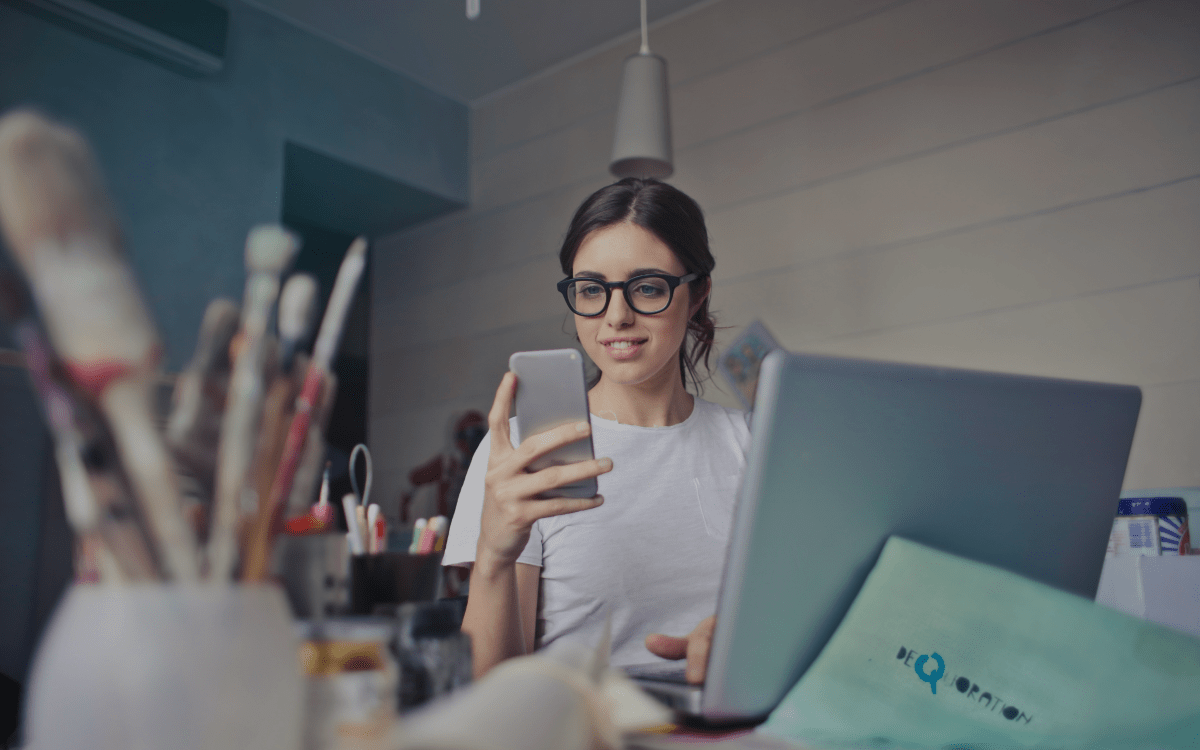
top-left (311, 237), bottom-right (367, 371)
top-left (278, 274), bottom-right (316, 340)
top-left (0, 110), bottom-right (155, 367)
top-left (0, 110), bottom-right (120, 256)
top-left (246, 225), bottom-right (296, 273)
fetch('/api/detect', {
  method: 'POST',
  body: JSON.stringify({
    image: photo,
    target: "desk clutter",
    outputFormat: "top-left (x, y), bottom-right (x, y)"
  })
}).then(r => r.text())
top-left (1096, 489), bottom-right (1200, 641)
top-left (276, 448), bottom-right (452, 618)
top-left (0, 109), bottom-right (476, 748)
top-left (390, 622), bottom-right (673, 750)
top-left (296, 603), bottom-right (473, 748)
top-left (0, 106), bottom-right (659, 750)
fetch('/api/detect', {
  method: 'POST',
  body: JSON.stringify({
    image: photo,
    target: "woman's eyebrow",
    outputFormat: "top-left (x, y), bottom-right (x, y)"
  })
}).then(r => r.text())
top-left (573, 268), bottom-right (673, 279)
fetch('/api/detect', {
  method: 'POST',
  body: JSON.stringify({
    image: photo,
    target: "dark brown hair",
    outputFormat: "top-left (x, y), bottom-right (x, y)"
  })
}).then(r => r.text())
top-left (559, 178), bottom-right (717, 392)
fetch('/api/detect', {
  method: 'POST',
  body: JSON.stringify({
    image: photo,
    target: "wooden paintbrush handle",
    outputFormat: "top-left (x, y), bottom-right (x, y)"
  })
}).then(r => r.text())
top-left (234, 374), bottom-right (297, 581)
top-left (239, 365), bottom-right (322, 581)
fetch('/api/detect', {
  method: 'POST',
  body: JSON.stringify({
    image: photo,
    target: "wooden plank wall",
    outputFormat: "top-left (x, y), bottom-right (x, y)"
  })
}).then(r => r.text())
top-left (370, 0), bottom-right (1200, 512)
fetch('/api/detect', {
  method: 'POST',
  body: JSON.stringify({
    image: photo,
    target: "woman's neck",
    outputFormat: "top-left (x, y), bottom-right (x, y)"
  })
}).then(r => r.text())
top-left (588, 369), bottom-right (695, 427)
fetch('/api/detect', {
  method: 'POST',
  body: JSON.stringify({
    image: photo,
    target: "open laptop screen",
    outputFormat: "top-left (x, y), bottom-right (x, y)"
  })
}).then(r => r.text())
top-left (670, 352), bottom-right (1140, 722)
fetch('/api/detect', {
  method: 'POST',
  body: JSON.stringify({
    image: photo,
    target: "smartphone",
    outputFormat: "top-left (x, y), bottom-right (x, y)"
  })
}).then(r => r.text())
top-left (508, 348), bottom-right (598, 498)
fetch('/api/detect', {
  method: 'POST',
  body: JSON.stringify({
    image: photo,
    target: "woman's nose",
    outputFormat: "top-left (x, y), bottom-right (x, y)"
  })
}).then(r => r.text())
top-left (604, 287), bottom-right (635, 327)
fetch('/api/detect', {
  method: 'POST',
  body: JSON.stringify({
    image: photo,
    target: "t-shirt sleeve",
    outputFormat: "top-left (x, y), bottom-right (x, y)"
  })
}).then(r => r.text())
top-left (441, 434), bottom-right (489, 567)
top-left (441, 425), bottom-right (544, 569)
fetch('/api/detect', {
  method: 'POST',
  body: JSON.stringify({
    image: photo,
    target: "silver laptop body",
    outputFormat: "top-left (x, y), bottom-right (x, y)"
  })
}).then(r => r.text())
top-left (629, 351), bottom-right (1141, 723)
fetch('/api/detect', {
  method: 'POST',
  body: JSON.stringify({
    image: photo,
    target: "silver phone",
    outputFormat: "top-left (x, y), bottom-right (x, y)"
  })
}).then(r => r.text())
top-left (508, 349), bottom-right (597, 499)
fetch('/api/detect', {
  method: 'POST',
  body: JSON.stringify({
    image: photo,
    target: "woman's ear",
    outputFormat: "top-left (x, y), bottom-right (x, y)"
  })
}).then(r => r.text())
top-left (688, 276), bottom-right (711, 317)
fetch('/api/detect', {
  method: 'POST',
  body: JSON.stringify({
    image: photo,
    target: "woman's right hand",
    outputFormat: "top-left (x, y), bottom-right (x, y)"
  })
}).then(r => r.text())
top-left (475, 371), bottom-right (612, 571)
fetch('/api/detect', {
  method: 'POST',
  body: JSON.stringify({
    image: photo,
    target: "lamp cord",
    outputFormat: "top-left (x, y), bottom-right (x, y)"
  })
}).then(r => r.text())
top-left (640, 0), bottom-right (650, 54)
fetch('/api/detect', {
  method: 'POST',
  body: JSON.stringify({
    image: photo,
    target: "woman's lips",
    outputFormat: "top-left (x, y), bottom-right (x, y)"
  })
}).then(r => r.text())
top-left (601, 338), bottom-right (647, 360)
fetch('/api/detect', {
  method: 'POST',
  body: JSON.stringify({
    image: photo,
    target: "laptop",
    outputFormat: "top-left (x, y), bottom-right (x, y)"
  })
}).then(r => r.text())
top-left (627, 351), bottom-right (1141, 724)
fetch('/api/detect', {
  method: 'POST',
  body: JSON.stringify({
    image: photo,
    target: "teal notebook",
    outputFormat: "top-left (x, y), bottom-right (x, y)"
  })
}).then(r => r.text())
top-left (759, 537), bottom-right (1200, 750)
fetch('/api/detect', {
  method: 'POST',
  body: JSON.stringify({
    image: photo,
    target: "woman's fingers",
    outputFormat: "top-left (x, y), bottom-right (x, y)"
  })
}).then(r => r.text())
top-left (644, 616), bottom-right (716, 685)
top-left (525, 494), bottom-right (605, 522)
top-left (510, 420), bottom-right (593, 468)
top-left (478, 371), bottom-right (611, 567)
top-left (487, 372), bottom-right (517, 463)
top-left (645, 633), bottom-right (688, 661)
top-left (489, 376), bottom-right (594, 472)
top-left (509, 455), bottom-right (612, 500)
top-left (685, 616), bottom-right (716, 685)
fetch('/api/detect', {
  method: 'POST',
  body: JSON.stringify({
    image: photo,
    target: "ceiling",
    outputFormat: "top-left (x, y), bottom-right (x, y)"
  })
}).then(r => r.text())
top-left (242, 0), bottom-right (713, 104)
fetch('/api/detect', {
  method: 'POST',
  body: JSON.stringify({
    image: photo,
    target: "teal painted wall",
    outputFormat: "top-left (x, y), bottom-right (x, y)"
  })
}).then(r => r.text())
top-left (0, 0), bottom-right (467, 366)
top-left (0, 0), bottom-right (469, 708)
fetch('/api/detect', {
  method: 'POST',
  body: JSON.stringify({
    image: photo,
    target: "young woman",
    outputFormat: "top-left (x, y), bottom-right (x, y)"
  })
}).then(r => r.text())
top-left (443, 178), bottom-right (751, 681)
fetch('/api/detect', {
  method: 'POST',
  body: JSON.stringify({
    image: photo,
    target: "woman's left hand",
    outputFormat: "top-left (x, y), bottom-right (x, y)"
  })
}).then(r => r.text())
top-left (644, 615), bottom-right (716, 684)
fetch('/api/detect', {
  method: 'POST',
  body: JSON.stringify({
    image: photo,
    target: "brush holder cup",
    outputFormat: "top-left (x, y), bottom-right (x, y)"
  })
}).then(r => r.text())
top-left (274, 532), bottom-right (351, 618)
top-left (24, 584), bottom-right (302, 750)
top-left (350, 552), bottom-right (443, 615)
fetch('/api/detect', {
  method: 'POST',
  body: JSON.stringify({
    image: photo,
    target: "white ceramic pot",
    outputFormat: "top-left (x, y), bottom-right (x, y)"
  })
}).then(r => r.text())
top-left (24, 584), bottom-right (302, 750)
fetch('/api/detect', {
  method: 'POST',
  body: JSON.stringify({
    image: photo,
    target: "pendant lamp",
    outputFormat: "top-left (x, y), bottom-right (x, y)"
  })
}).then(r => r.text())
top-left (610, 0), bottom-right (673, 180)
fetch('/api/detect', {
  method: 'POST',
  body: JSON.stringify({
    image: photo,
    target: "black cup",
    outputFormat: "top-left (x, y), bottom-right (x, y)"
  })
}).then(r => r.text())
top-left (349, 552), bottom-right (443, 615)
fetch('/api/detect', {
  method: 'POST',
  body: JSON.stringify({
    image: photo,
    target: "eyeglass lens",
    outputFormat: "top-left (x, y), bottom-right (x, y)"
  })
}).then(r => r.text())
top-left (568, 277), bottom-right (675, 315)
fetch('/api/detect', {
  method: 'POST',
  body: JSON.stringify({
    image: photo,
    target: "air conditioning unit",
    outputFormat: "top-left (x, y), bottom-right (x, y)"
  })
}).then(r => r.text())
top-left (7, 0), bottom-right (228, 76)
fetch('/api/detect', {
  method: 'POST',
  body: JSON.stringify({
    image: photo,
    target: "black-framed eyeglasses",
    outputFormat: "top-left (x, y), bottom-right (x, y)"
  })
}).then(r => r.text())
top-left (556, 273), bottom-right (700, 317)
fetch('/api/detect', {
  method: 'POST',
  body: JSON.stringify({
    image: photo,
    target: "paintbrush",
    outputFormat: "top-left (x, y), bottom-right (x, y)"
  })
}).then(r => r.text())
top-left (237, 272), bottom-right (323, 572)
top-left (316, 461), bottom-right (332, 518)
top-left (166, 298), bottom-right (240, 507)
top-left (239, 360), bottom-right (300, 560)
top-left (238, 272), bottom-right (322, 558)
top-left (0, 273), bottom-right (160, 581)
top-left (282, 370), bottom-right (336, 517)
top-left (240, 237), bottom-right (366, 581)
top-left (207, 226), bottom-right (298, 582)
top-left (20, 324), bottom-right (120, 583)
top-left (282, 459), bottom-right (335, 535)
top-left (242, 369), bottom-right (336, 578)
top-left (240, 273), bottom-right (318, 535)
top-left (4, 280), bottom-right (114, 582)
top-left (0, 110), bottom-right (198, 580)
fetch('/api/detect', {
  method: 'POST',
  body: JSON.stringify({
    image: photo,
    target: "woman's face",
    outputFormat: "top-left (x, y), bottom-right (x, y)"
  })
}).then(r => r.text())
top-left (570, 222), bottom-right (704, 390)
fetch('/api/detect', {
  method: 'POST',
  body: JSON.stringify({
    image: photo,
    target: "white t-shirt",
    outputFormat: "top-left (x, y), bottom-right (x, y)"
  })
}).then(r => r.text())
top-left (443, 397), bottom-right (751, 667)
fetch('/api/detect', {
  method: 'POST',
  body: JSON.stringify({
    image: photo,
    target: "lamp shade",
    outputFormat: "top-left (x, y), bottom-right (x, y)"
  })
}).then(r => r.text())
top-left (610, 52), bottom-right (673, 180)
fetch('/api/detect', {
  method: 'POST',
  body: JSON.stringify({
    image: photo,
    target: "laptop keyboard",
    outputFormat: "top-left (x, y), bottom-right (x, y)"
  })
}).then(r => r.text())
top-left (623, 662), bottom-right (691, 684)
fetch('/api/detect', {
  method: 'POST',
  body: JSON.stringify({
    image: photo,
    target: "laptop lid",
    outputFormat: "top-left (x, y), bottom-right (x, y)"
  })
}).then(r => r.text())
top-left (695, 351), bottom-right (1141, 721)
